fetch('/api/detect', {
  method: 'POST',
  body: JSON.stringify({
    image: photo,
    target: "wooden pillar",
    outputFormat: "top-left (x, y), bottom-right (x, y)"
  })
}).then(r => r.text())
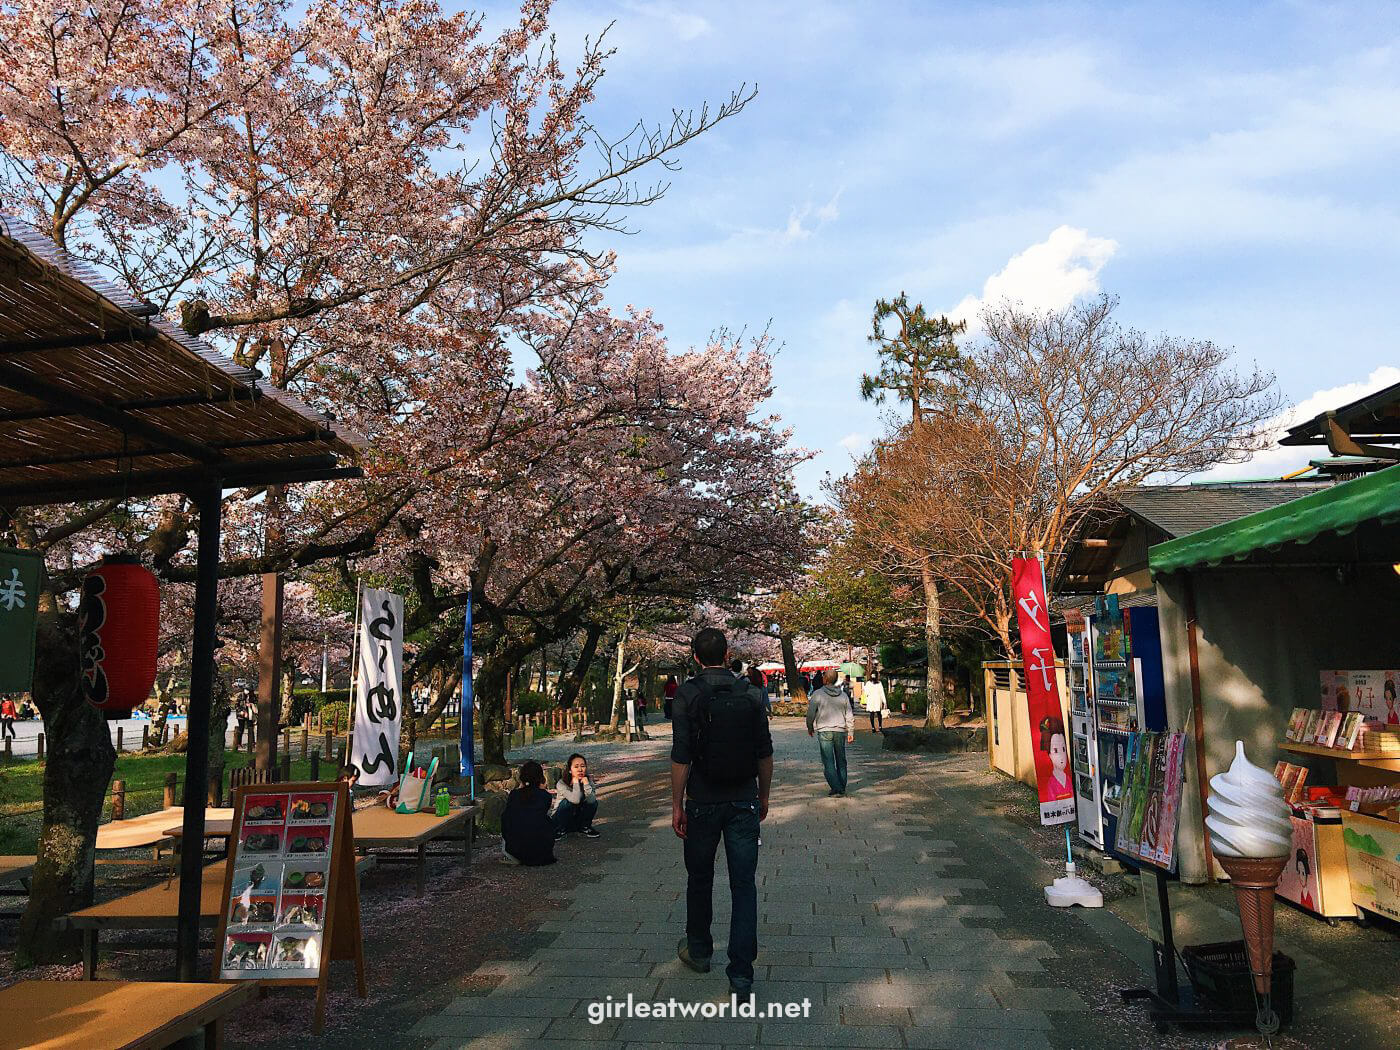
top-left (256, 571), bottom-right (284, 773)
top-left (36, 732), bottom-right (44, 759)
top-left (163, 772), bottom-right (178, 809)
top-left (176, 484), bottom-right (220, 981)
top-left (116, 726), bottom-right (123, 752)
top-left (142, 725), bottom-right (150, 749)
top-left (309, 751), bottom-right (321, 781)
top-left (111, 780), bottom-right (126, 820)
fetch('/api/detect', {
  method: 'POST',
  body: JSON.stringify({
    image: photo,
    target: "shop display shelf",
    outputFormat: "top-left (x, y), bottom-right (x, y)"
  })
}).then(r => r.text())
top-left (1281, 742), bottom-right (1400, 772)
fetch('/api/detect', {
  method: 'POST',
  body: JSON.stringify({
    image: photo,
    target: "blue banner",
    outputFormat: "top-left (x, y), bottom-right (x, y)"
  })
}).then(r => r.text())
top-left (459, 596), bottom-right (475, 795)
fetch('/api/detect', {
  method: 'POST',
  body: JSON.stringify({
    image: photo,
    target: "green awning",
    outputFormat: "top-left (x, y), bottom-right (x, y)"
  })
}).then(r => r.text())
top-left (1149, 462), bottom-right (1400, 574)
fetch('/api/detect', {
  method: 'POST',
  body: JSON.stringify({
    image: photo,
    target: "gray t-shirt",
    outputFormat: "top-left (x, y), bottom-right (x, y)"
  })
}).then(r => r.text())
top-left (671, 668), bottom-right (774, 803)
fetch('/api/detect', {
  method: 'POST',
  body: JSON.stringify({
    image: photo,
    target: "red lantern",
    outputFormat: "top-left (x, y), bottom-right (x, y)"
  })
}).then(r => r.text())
top-left (79, 555), bottom-right (160, 712)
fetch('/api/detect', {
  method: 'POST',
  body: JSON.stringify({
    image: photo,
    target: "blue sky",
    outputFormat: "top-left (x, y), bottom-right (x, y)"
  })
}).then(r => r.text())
top-left (475, 0), bottom-right (1400, 492)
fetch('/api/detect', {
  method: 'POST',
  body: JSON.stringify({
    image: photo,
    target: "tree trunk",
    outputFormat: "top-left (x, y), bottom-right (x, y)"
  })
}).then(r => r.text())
top-left (556, 623), bottom-right (604, 710)
top-left (17, 602), bottom-right (116, 966)
top-left (148, 675), bottom-right (177, 748)
top-left (921, 559), bottom-right (946, 729)
top-left (256, 570), bottom-right (283, 772)
top-left (606, 617), bottom-right (633, 730)
top-left (207, 671), bottom-right (231, 806)
top-left (278, 661), bottom-right (296, 726)
top-left (476, 651), bottom-right (511, 765)
top-left (780, 633), bottom-right (805, 701)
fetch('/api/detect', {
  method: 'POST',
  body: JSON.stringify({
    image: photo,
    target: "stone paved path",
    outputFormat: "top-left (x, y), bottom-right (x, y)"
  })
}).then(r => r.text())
top-left (414, 719), bottom-right (1105, 1049)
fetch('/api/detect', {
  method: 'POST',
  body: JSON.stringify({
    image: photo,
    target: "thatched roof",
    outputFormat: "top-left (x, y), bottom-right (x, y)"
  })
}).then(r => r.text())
top-left (0, 213), bottom-right (360, 506)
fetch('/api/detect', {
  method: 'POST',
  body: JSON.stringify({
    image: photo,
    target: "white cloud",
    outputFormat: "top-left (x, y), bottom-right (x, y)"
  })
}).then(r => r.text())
top-left (948, 225), bottom-right (1118, 327)
top-left (1194, 366), bottom-right (1400, 482)
top-left (620, 1), bottom-right (711, 41)
top-left (839, 432), bottom-right (869, 453)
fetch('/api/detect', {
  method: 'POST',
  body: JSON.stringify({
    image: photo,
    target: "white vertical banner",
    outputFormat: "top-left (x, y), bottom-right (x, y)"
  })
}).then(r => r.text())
top-left (352, 586), bottom-right (404, 788)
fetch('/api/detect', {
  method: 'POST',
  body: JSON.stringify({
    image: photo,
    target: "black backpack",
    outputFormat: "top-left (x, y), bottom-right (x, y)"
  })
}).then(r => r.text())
top-left (692, 676), bottom-right (760, 786)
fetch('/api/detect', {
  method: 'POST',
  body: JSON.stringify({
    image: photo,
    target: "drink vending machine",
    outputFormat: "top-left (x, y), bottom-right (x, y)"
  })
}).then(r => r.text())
top-left (1073, 595), bottom-right (1167, 851)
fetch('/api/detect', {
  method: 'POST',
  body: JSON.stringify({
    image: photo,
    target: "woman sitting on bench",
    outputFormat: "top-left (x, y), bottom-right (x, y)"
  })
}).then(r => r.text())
top-left (551, 754), bottom-right (600, 839)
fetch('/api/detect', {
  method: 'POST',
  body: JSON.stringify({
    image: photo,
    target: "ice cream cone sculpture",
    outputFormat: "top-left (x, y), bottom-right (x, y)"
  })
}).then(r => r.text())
top-left (1206, 741), bottom-right (1293, 1000)
top-left (1213, 853), bottom-right (1289, 995)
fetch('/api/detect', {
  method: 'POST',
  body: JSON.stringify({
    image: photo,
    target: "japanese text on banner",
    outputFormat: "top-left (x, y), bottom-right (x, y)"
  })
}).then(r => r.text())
top-left (1011, 556), bottom-right (1076, 826)
top-left (353, 586), bottom-right (404, 788)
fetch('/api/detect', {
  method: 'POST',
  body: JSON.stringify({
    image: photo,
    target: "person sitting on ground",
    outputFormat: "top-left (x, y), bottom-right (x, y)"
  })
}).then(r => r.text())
top-left (502, 760), bottom-right (557, 865)
top-left (552, 753), bottom-right (600, 839)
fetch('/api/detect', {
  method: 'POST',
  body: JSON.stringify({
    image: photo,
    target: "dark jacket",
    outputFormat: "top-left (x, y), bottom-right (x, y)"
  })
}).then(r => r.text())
top-left (671, 667), bottom-right (774, 803)
top-left (502, 786), bottom-right (556, 866)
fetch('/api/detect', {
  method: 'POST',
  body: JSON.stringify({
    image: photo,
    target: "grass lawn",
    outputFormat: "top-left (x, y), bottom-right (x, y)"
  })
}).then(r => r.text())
top-left (0, 750), bottom-right (322, 856)
top-left (0, 725), bottom-right (467, 856)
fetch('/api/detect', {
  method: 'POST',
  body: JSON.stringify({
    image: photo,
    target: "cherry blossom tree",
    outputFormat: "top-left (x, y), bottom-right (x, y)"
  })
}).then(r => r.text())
top-left (0, 0), bottom-right (760, 963)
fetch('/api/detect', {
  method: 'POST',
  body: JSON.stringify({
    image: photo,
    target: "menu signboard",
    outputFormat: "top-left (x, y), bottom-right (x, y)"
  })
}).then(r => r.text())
top-left (214, 780), bottom-right (365, 1031)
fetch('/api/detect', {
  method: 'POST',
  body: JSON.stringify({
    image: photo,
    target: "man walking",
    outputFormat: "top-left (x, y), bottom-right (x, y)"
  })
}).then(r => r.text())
top-left (671, 628), bottom-right (773, 997)
top-left (807, 669), bottom-right (854, 796)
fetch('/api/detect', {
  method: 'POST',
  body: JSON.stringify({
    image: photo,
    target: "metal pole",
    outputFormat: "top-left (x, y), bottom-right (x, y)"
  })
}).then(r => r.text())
top-left (176, 483), bottom-right (221, 980)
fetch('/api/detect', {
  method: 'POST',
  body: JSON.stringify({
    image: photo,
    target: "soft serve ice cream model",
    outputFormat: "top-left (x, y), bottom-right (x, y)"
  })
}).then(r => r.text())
top-left (1206, 741), bottom-right (1293, 1034)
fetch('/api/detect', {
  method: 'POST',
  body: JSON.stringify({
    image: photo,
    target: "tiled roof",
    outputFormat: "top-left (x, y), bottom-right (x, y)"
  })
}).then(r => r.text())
top-left (1116, 481), bottom-right (1333, 538)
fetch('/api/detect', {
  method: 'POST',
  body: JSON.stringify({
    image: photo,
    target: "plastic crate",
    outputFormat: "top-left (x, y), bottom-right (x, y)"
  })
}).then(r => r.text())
top-left (1181, 940), bottom-right (1294, 1024)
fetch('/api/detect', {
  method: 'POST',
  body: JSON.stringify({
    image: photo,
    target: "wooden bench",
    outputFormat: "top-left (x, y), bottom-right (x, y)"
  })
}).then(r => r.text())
top-left (352, 804), bottom-right (478, 897)
top-left (57, 856), bottom-right (376, 979)
top-left (0, 979), bottom-right (256, 1050)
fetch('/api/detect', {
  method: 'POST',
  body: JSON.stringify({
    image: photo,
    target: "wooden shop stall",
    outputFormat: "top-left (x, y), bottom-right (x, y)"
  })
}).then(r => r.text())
top-left (1149, 458), bottom-right (1400, 921)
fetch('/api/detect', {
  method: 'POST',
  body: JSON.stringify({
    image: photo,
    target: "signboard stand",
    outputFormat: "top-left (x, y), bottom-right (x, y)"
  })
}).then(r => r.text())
top-left (213, 780), bottom-right (366, 1033)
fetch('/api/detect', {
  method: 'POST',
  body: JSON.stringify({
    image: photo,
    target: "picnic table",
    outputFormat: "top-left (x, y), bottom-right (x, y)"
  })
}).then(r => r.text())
top-left (96, 807), bottom-right (235, 859)
top-left (0, 979), bottom-right (255, 1050)
top-left (56, 856), bottom-right (377, 979)
top-left (352, 804), bottom-right (478, 897)
top-left (0, 855), bottom-right (36, 895)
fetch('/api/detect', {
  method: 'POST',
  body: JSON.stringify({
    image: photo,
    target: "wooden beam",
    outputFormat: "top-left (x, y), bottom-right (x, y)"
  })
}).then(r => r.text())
top-left (0, 327), bottom-right (158, 354)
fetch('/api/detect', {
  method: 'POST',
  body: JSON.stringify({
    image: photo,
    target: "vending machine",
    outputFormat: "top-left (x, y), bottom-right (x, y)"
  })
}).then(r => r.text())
top-left (1089, 595), bottom-right (1168, 852)
top-left (1068, 620), bottom-right (1104, 847)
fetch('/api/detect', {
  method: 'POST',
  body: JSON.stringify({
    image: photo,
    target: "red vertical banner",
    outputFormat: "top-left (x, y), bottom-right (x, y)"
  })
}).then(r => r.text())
top-left (1012, 556), bottom-right (1076, 826)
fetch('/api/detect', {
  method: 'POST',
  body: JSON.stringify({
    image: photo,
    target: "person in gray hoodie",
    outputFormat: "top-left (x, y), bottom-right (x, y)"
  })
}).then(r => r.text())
top-left (806, 669), bottom-right (855, 796)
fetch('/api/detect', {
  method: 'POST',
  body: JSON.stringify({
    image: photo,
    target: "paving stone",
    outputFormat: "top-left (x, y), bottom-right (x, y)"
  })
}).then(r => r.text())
top-left (540, 1016), bottom-right (623, 1041)
top-left (440, 995), bottom-right (580, 1018)
top-left (990, 985), bottom-right (1087, 1011)
top-left (900, 1029), bottom-right (1053, 1050)
top-left (756, 1022), bottom-right (904, 1046)
top-left (413, 1014), bottom-right (552, 1039)
top-left (615, 1019), bottom-right (761, 1043)
top-left (910, 1006), bottom-right (1053, 1030)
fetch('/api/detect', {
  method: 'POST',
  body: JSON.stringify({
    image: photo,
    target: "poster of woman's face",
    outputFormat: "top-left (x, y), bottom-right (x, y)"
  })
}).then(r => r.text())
top-left (1276, 817), bottom-right (1319, 912)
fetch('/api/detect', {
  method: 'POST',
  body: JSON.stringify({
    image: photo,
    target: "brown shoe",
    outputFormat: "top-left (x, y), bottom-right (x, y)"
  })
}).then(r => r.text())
top-left (677, 937), bottom-right (710, 973)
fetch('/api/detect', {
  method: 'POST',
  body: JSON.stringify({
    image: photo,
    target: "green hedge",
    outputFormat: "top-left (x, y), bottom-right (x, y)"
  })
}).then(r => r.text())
top-left (512, 690), bottom-right (552, 716)
top-left (319, 701), bottom-right (350, 733)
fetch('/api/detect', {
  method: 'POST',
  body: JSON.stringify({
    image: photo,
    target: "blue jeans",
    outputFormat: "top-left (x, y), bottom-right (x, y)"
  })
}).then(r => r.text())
top-left (552, 797), bottom-right (598, 832)
top-left (683, 799), bottom-right (760, 987)
top-left (817, 731), bottom-right (848, 794)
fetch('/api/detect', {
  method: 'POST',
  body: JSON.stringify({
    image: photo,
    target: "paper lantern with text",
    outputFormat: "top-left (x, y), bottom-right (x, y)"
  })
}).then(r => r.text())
top-left (79, 555), bottom-right (160, 711)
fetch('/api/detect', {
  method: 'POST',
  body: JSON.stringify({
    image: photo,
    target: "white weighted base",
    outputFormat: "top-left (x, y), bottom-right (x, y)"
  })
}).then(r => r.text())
top-left (1044, 862), bottom-right (1104, 908)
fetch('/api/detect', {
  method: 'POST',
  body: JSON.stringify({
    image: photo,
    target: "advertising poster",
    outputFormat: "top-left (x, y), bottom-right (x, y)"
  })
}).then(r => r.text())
top-left (1011, 556), bottom-right (1075, 825)
top-left (353, 586), bottom-right (405, 788)
top-left (221, 789), bottom-right (338, 981)
top-left (1277, 816), bottom-right (1321, 913)
top-left (1342, 814), bottom-right (1400, 922)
